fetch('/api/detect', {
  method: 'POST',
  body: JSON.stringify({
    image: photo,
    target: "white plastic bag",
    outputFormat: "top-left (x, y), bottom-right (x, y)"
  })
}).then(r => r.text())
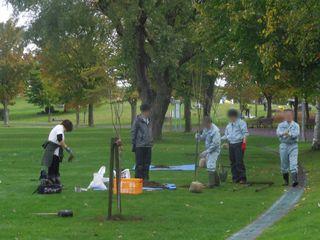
top-left (87, 167), bottom-right (131, 191)
top-left (87, 166), bottom-right (107, 191)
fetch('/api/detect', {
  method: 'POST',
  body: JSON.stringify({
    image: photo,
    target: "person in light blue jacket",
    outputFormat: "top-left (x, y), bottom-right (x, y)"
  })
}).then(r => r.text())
top-left (221, 109), bottom-right (249, 184)
top-left (196, 116), bottom-right (221, 188)
top-left (276, 109), bottom-right (300, 187)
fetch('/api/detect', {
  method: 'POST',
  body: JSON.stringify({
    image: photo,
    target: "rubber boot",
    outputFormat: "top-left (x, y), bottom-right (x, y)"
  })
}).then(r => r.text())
top-left (291, 172), bottom-right (299, 187)
top-left (214, 171), bottom-right (220, 187)
top-left (208, 171), bottom-right (216, 188)
top-left (282, 173), bottom-right (289, 186)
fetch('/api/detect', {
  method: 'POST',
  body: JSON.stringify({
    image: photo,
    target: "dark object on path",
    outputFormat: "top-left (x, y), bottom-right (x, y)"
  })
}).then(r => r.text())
top-left (34, 210), bottom-right (73, 218)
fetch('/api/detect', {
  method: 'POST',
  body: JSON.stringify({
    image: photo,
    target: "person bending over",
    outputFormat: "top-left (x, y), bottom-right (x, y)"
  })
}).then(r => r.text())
top-left (41, 120), bottom-right (74, 185)
top-left (276, 109), bottom-right (300, 187)
top-left (131, 104), bottom-right (153, 182)
top-left (222, 109), bottom-right (249, 184)
top-left (196, 116), bottom-right (221, 188)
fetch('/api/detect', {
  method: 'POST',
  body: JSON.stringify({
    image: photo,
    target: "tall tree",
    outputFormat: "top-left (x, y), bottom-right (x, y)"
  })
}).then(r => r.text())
top-left (9, 0), bottom-right (114, 127)
top-left (0, 20), bottom-right (27, 126)
top-left (94, 0), bottom-right (197, 139)
top-left (260, 0), bottom-right (320, 142)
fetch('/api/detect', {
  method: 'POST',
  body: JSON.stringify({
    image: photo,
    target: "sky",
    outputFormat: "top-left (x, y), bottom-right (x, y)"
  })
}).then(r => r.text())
top-left (0, 0), bottom-right (30, 26)
top-left (0, 0), bottom-right (13, 23)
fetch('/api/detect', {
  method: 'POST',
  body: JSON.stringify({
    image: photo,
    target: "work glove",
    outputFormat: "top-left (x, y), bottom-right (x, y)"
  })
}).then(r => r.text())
top-left (132, 144), bottom-right (136, 153)
top-left (65, 147), bottom-right (74, 162)
top-left (200, 150), bottom-right (208, 158)
top-left (241, 142), bottom-right (246, 152)
top-left (242, 139), bottom-right (247, 152)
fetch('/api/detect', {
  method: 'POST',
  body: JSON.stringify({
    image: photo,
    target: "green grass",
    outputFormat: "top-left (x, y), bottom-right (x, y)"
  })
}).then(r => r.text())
top-left (1, 98), bottom-right (320, 239)
top-left (0, 127), bottom-right (294, 240)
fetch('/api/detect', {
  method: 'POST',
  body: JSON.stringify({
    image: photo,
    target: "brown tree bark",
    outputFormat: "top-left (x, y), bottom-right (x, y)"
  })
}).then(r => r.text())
top-left (3, 99), bottom-right (9, 126)
top-left (305, 101), bottom-right (310, 122)
top-left (76, 106), bottom-right (80, 127)
top-left (129, 99), bottom-right (137, 126)
top-left (88, 103), bottom-right (94, 127)
top-left (312, 99), bottom-right (320, 150)
top-left (202, 79), bottom-right (215, 118)
top-left (184, 96), bottom-right (191, 132)
top-left (265, 94), bottom-right (272, 118)
top-left (293, 96), bottom-right (299, 122)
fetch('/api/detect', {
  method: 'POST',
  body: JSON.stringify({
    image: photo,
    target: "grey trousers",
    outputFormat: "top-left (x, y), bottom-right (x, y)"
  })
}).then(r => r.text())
top-left (279, 143), bottom-right (298, 174)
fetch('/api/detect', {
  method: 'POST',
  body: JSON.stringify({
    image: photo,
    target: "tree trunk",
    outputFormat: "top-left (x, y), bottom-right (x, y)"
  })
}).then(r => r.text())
top-left (129, 99), bottom-right (137, 126)
top-left (3, 99), bottom-right (9, 126)
top-left (305, 101), bottom-right (310, 122)
top-left (301, 99), bottom-right (306, 142)
top-left (48, 106), bottom-right (51, 123)
top-left (133, 10), bottom-right (171, 140)
top-left (293, 96), bottom-right (299, 122)
top-left (312, 99), bottom-right (320, 150)
top-left (150, 69), bottom-right (172, 140)
top-left (76, 106), bottom-right (80, 127)
top-left (88, 103), bottom-right (94, 127)
top-left (265, 95), bottom-right (272, 118)
top-left (202, 79), bottom-right (215, 118)
top-left (255, 99), bottom-right (258, 117)
top-left (184, 96), bottom-right (191, 132)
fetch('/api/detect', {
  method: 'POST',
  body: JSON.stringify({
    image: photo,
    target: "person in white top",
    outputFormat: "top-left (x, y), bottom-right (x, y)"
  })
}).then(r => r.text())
top-left (41, 120), bottom-right (74, 185)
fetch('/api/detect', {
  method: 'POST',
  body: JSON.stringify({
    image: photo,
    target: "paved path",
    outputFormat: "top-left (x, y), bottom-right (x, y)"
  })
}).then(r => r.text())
top-left (227, 168), bottom-right (306, 240)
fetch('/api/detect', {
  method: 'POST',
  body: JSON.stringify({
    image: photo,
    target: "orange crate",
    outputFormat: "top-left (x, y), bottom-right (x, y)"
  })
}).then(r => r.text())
top-left (113, 178), bottom-right (143, 195)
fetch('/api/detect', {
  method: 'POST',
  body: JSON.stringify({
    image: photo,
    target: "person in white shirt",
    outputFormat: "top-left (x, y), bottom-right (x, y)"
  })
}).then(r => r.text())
top-left (41, 120), bottom-right (74, 185)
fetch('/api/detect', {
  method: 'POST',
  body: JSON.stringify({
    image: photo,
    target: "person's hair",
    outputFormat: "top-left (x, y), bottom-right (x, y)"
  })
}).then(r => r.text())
top-left (284, 109), bottom-right (294, 113)
top-left (227, 109), bottom-right (239, 118)
top-left (140, 103), bottom-right (151, 112)
top-left (61, 120), bottom-right (73, 132)
top-left (203, 116), bottom-right (212, 124)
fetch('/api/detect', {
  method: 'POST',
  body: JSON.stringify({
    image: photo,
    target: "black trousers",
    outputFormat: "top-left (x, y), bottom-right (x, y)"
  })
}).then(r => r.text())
top-left (48, 155), bottom-right (60, 181)
top-left (135, 147), bottom-right (152, 180)
top-left (229, 142), bottom-right (247, 183)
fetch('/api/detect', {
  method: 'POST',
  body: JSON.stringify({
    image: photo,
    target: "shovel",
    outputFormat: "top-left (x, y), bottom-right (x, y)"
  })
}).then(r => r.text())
top-left (34, 210), bottom-right (73, 217)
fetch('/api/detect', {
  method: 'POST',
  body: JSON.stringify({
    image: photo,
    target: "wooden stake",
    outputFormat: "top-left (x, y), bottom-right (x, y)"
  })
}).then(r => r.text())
top-left (107, 138), bottom-right (115, 220)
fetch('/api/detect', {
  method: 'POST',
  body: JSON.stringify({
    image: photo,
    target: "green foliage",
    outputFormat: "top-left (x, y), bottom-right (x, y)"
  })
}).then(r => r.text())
top-left (25, 60), bottom-right (58, 108)
top-left (0, 20), bottom-right (26, 101)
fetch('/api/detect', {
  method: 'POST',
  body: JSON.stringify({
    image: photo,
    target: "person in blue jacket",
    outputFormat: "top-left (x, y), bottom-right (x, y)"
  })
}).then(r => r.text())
top-left (276, 109), bottom-right (300, 187)
top-left (221, 109), bottom-right (249, 184)
top-left (196, 116), bottom-right (221, 188)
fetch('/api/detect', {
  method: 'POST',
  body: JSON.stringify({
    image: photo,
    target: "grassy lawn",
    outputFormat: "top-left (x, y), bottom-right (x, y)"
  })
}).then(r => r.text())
top-left (1, 98), bottom-right (320, 239)
top-left (0, 127), bottom-right (287, 240)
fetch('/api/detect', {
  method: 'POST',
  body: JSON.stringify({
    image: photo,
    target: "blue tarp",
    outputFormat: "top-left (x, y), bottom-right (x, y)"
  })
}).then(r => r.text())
top-left (133, 164), bottom-right (195, 171)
